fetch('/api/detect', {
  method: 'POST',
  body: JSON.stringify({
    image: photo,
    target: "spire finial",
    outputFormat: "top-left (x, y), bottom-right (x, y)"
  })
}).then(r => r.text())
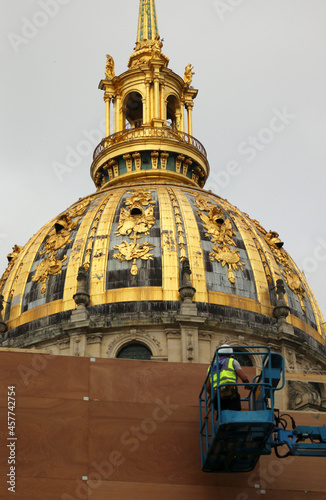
top-left (137, 0), bottom-right (159, 43)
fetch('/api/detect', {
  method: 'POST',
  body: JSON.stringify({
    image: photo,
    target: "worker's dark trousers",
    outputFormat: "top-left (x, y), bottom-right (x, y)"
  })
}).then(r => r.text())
top-left (213, 390), bottom-right (241, 411)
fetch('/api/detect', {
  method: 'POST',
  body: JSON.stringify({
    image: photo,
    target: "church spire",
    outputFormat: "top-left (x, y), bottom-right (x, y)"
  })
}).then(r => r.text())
top-left (137, 0), bottom-right (159, 42)
top-left (94, 0), bottom-right (209, 191)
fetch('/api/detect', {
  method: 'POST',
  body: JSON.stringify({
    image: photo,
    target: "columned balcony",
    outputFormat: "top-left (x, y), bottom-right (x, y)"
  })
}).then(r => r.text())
top-left (91, 126), bottom-right (210, 189)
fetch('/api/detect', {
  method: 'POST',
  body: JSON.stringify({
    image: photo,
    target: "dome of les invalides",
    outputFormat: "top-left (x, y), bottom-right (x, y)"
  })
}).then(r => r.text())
top-left (0, 0), bottom-right (325, 373)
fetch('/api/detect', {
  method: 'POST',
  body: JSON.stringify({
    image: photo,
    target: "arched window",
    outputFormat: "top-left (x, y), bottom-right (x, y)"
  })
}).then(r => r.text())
top-left (233, 348), bottom-right (253, 367)
top-left (117, 343), bottom-right (152, 360)
top-left (124, 92), bottom-right (143, 129)
top-left (166, 95), bottom-right (178, 129)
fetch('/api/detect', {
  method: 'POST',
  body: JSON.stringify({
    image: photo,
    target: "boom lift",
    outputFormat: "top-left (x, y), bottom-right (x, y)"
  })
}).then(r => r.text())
top-left (199, 346), bottom-right (326, 473)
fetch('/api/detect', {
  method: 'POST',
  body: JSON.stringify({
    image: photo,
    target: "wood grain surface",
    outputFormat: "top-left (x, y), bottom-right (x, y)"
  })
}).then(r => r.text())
top-left (0, 351), bottom-right (325, 499)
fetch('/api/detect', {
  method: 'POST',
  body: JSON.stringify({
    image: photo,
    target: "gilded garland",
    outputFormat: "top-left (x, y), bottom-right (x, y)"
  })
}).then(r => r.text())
top-left (194, 194), bottom-right (244, 284)
top-left (32, 198), bottom-right (91, 294)
top-left (264, 229), bottom-right (306, 310)
top-left (113, 188), bottom-right (156, 275)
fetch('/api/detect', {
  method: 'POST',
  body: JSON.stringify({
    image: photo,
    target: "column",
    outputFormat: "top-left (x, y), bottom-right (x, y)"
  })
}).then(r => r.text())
top-left (115, 93), bottom-right (122, 133)
top-left (186, 102), bottom-right (194, 137)
top-left (145, 81), bottom-right (150, 123)
top-left (154, 78), bottom-right (160, 119)
top-left (180, 100), bottom-right (185, 133)
top-left (160, 83), bottom-right (166, 123)
top-left (104, 94), bottom-right (111, 138)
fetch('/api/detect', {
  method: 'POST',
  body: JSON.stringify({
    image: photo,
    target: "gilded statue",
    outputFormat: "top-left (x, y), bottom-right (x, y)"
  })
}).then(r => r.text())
top-left (105, 54), bottom-right (115, 80)
top-left (184, 64), bottom-right (195, 86)
top-left (151, 35), bottom-right (163, 58)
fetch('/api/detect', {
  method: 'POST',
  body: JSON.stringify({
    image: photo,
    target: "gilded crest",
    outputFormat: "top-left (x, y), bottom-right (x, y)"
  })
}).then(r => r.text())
top-left (209, 244), bottom-right (244, 284)
top-left (113, 241), bottom-right (155, 276)
top-left (32, 198), bottom-right (91, 294)
top-left (113, 189), bottom-right (156, 275)
top-left (32, 254), bottom-right (67, 294)
top-left (194, 194), bottom-right (245, 284)
top-left (251, 220), bottom-right (307, 311)
top-left (116, 206), bottom-right (155, 236)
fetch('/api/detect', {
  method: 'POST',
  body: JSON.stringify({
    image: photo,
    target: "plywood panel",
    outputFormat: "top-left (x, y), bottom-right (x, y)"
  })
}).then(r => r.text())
top-left (265, 491), bottom-right (326, 500)
top-left (88, 400), bottom-right (256, 489)
top-left (0, 478), bottom-right (83, 500)
top-left (0, 398), bottom-right (88, 481)
top-left (89, 358), bottom-right (208, 405)
top-left (0, 351), bottom-right (325, 499)
top-left (259, 454), bottom-right (326, 493)
top-left (92, 481), bottom-right (263, 500)
top-left (89, 359), bottom-right (256, 405)
top-left (0, 352), bottom-right (89, 405)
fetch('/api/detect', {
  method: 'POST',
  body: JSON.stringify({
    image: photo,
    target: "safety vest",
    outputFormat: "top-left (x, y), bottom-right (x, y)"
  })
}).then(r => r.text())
top-left (208, 357), bottom-right (237, 389)
top-left (219, 358), bottom-right (237, 387)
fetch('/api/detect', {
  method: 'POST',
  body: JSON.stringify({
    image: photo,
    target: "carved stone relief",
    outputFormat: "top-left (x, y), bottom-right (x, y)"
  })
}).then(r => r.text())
top-left (288, 381), bottom-right (322, 410)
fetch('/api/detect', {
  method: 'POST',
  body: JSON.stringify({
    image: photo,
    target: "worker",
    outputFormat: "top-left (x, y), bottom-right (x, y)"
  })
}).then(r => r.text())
top-left (207, 345), bottom-right (251, 412)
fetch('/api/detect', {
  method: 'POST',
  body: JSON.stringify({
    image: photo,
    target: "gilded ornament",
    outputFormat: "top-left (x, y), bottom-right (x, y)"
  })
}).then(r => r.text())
top-left (124, 188), bottom-right (156, 208)
top-left (83, 201), bottom-right (107, 271)
top-left (0, 245), bottom-right (22, 292)
top-left (32, 198), bottom-right (91, 294)
top-left (42, 228), bottom-right (71, 255)
top-left (194, 194), bottom-right (245, 284)
top-left (9, 261), bottom-right (24, 300)
top-left (184, 64), bottom-right (195, 86)
top-left (209, 244), bottom-right (244, 284)
top-left (160, 152), bottom-right (169, 170)
top-left (116, 206), bottom-right (155, 237)
top-left (167, 188), bottom-right (188, 262)
top-left (113, 240), bottom-right (155, 276)
top-left (105, 54), bottom-right (115, 80)
top-left (32, 253), bottom-right (67, 294)
top-left (68, 198), bottom-right (91, 219)
top-left (113, 188), bottom-right (157, 275)
top-left (257, 225), bottom-right (307, 311)
top-left (281, 269), bottom-right (306, 311)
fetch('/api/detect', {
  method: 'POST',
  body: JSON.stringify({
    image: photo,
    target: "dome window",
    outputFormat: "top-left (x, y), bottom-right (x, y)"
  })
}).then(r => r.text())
top-left (130, 207), bottom-right (143, 216)
top-left (124, 92), bottom-right (143, 129)
top-left (117, 343), bottom-right (152, 360)
top-left (166, 95), bottom-right (178, 129)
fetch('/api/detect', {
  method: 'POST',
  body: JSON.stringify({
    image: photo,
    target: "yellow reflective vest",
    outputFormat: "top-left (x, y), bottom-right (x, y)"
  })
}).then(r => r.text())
top-left (208, 358), bottom-right (237, 389)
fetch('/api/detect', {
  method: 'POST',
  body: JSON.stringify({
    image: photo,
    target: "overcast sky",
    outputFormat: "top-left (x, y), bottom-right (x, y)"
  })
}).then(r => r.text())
top-left (1, 0), bottom-right (326, 316)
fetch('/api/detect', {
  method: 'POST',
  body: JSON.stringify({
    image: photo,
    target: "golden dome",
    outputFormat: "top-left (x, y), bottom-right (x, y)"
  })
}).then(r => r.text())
top-left (0, 180), bottom-right (325, 346)
top-left (0, 0), bottom-right (325, 356)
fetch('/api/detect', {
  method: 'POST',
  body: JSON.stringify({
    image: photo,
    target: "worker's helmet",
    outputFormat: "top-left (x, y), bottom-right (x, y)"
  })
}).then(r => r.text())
top-left (219, 344), bottom-right (233, 355)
